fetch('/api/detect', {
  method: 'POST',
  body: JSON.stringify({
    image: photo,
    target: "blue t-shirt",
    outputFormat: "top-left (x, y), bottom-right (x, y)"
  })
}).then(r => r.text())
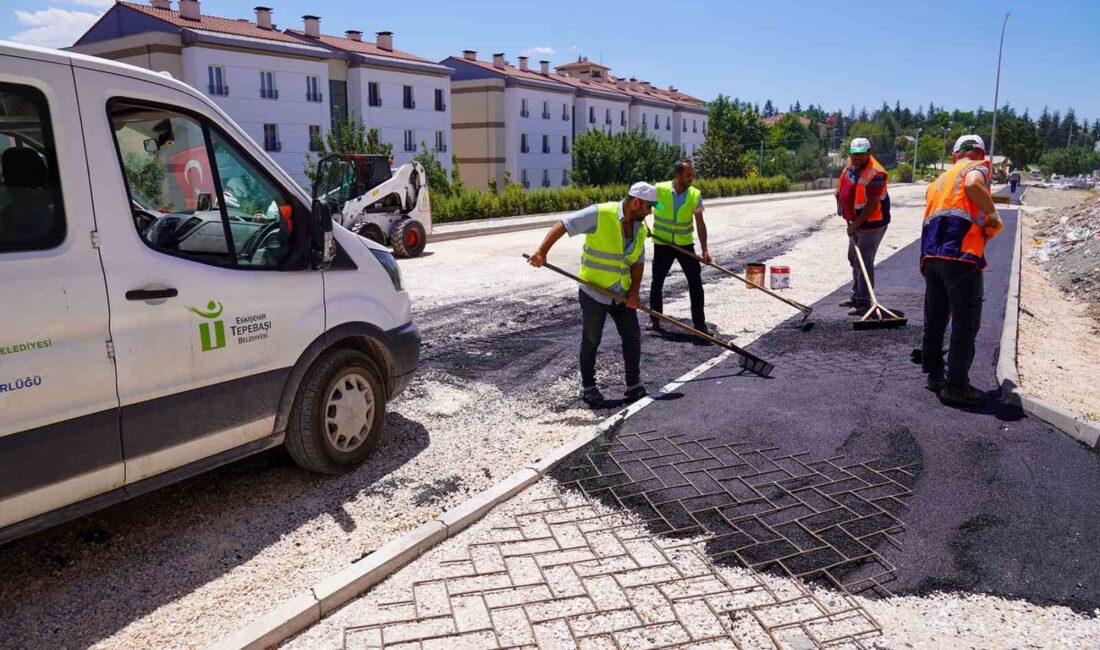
top-left (561, 203), bottom-right (645, 305)
top-left (672, 189), bottom-right (703, 218)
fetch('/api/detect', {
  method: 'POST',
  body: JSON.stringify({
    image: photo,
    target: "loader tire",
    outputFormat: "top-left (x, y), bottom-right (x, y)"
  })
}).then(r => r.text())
top-left (391, 219), bottom-right (427, 258)
top-left (350, 221), bottom-right (387, 246)
top-left (285, 348), bottom-right (386, 475)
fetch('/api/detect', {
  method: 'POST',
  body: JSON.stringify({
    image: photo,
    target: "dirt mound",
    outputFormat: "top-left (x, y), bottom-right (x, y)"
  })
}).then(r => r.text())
top-left (1030, 194), bottom-right (1100, 317)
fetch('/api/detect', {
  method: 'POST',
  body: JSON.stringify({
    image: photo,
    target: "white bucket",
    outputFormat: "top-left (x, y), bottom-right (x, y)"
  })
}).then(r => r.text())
top-left (770, 265), bottom-right (790, 290)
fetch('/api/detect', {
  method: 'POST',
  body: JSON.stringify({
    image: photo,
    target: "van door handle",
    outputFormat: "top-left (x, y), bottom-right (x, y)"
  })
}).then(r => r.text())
top-left (125, 288), bottom-right (178, 301)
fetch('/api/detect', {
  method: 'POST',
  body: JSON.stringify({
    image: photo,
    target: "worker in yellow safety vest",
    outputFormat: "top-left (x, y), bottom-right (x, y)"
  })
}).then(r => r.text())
top-left (920, 134), bottom-right (1004, 407)
top-left (528, 182), bottom-right (658, 407)
top-left (648, 160), bottom-right (710, 336)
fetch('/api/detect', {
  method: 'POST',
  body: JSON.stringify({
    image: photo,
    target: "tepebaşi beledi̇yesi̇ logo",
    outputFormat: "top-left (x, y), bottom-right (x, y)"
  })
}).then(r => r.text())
top-left (187, 300), bottom-right (272, 352)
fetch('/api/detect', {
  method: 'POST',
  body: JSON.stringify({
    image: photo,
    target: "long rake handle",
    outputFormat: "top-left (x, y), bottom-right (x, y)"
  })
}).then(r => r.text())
top-left (649, 233), bottom-right (812, 316)
top-left (850, 236), bottom-right (900, 321)
top-left (523, 254), bottom-right (772, 376)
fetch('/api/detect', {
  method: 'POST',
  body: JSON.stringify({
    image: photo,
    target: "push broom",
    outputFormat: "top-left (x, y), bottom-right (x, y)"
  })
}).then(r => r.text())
top-left (647, 232), bottom-right (815, 331)
top-left (523, 255), bottom-right (774, 378)
top-left (850, 237), bottom-right (907, 330)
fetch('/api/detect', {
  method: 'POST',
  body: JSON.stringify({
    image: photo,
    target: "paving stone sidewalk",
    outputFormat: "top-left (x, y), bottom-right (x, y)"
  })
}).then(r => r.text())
top-left (286, 211), bottom-right (1100, 649)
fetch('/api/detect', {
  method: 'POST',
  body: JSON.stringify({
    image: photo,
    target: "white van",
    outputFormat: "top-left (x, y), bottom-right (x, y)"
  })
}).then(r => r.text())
top-left (0, 42), bottom-right (419, 543)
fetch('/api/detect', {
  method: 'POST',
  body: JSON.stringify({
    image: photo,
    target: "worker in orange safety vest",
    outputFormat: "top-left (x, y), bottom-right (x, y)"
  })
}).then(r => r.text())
top-left (920, 134), bottom-right (1004, 407)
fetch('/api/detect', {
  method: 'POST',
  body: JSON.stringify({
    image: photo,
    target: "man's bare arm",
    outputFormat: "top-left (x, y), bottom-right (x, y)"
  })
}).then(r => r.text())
top-left (527, 221), bottom-right (567, 267)
top-left (694, 209), bottom-right (710, 263)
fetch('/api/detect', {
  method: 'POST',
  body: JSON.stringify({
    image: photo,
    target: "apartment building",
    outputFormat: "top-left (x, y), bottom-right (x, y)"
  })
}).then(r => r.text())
top-left (68, 1), bottom-right (452, 184)
top-left (445, 52), bottom-right (575, 191)
top-left (446, 52), bottom-right (709, 190)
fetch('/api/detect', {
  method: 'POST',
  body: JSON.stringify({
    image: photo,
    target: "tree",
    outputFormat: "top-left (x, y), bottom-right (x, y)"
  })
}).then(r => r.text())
top-left (413, 143), bottom-right (451, 197)
top-left (450, 154), bottom-right (464, 194)
top-left (1038, 147), bottom-right (1100, 175)
top-left (996, 116), bottom-right (1043, 169)
top-left (570, 128), bottom-right (681, 186)
top-left (122, 151), bottom-right (165, 207)
top-left (763, 99), bottom-right (776, 118)
top-left (694, 95), bottom-right (766, 179)
top-left (767, 113), bottom-right (811, 148)
top-left (303, 114), bottom-right (393, 182)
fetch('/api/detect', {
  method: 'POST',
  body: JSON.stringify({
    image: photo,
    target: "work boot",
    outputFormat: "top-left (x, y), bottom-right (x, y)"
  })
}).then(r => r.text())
top-left (624, 384), bottom-right (648, 402)
top-left (847, 304), bottom-right (870, 316)
top-left (839, 299), bottom-right (856, 307)
top-left (646, 320), bottom-right (665, 333)
top-left (925, 375), bottom-right (946, 392)
top-left (581, 386), bottom-right (605, 408)
top-left (941, 383), bottom-right (986, 407)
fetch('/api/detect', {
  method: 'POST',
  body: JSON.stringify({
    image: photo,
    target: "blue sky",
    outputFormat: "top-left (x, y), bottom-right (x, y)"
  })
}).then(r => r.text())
top-left (6, 0), bottom-right (1099, 121)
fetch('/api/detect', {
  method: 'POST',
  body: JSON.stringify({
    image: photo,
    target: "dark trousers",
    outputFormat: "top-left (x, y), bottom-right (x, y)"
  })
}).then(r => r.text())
top-left (922, 258), bottom-right (984, 387)
top-left (579, 289), bottom-right (641, 388)
top-left (1010, 180), bottom-right (1019, 193)
top-left (649, 243), bottom-right (706, 330)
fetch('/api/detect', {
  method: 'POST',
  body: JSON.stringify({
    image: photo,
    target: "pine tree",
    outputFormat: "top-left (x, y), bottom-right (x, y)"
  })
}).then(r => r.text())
top-left (793, 100), bottom-right (802, 113)
top-left (763, 99), bottom-right (776, 118)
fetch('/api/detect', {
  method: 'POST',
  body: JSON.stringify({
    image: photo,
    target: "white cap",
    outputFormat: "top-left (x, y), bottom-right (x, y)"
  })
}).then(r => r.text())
top-left (849, 137), bottom-right (872, 153)
top-left (628, 181), bottom-right (658, 203)
top-left (953, 134), bottom-right (986, 153)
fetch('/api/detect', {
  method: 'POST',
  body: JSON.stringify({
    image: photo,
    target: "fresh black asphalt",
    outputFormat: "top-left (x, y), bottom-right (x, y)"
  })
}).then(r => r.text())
top-left (581, 210), bottom-right (1100, 613)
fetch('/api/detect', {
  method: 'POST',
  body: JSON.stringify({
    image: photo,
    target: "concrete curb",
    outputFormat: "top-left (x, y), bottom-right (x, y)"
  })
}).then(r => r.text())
top-left (431, 189), bottom-right (839, 243)
top-left (996, 208), bottom-right (1100, 450)
top-left (209, 344), bottom-right (737, 650)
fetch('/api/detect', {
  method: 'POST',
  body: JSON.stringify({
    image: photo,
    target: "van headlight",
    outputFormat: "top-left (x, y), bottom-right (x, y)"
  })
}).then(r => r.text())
top-left (371, 249), bottom-right (403, 291)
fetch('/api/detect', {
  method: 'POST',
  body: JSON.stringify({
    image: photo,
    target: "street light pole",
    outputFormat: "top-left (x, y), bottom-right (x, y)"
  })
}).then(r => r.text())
top-left (914, 128), bottom-right (922, 179)
top-left (989, 11), bottom-right (1011, 159)
top-left (942, 127), bottom-right (949, 169)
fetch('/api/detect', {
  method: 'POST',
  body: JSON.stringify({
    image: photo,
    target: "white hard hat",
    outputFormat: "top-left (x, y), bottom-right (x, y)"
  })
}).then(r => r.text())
top-left (849, 137), bottom-right (872, 153)
top-left (628, 181), bottom-right (658, 203)
top-left (953, 134), bottom-right (986, 153)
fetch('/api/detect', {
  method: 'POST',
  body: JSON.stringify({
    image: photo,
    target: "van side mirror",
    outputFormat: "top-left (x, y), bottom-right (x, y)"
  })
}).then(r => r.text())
top-left (143, 139), bottom-right (159, 153)
top-left (310, 199), bottom-right (335, 270)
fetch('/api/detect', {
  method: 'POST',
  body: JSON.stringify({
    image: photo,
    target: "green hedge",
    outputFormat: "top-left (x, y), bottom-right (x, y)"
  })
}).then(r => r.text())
top-left (432, 175), bottom-right (790, 223)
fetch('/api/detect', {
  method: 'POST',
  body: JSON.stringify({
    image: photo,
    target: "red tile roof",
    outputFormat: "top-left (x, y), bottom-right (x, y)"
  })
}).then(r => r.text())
top-left (453, 57), bottom-right (576, 91)
top-left (283, 31), bottom-right (436, 64)
top-left (118, 1), bottom-right (304, 44)
top-left (763, 113), bottom-right (812, 126)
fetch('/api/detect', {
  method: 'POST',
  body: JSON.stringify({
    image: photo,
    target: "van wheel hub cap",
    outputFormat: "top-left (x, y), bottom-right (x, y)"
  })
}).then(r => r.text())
top-left (325, 372), bottom-right (374, 452)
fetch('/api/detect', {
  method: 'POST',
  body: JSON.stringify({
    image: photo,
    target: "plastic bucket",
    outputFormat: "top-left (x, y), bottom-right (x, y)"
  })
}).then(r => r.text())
top-left (746, 263), bottom-right (766, 289)
top-left (770, 265), bottom-right (790, 290)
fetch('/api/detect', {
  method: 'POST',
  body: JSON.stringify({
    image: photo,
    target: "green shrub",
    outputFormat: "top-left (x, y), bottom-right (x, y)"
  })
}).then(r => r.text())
top-left (431, 175), bottom-right (789, 223)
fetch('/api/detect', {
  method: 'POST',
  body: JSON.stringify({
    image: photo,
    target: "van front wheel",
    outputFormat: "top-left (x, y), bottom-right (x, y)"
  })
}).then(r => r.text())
top-left (286, 348), bottom-right (386, 474)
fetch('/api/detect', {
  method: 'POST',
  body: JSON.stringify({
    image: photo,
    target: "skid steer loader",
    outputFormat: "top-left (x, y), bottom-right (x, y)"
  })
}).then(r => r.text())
top-left (311, 154), bottom-right (432, 257)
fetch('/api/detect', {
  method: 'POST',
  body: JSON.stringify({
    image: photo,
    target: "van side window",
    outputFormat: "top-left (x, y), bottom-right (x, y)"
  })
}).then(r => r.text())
top-left (210, 129), bottom-right (291, 268)
top-left (0, 83), bottom-right (65, 252)
top-left (109, 100), bottom-right (290, 269)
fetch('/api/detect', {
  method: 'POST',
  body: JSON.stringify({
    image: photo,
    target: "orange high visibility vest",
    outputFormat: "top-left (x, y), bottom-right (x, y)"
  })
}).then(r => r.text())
top-left (920, 158), bottom-right (993, 269)
top-left (838, 155), bottom-right (888, 224)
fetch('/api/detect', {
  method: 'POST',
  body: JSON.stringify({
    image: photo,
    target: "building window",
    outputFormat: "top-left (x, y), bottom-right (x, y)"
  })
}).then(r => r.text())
top-left (561, 169), bottom-right (569, 186)
top-left (404, 129), bottom-right (416, 152)
top-left (541, 169), bottom-right (550, 188)
top-left (666, 116), bottom-right (671, 131)
top-left (522, 169), bottom-right (529, 189)
top-left (561, 135), bottom-right (569, 154)
top-left (562, 103), bottom-right (569, 121)
top-left (521, 98), bottom-right (529, 118)
top-left (683, 119), bottom-right (687, 132)
top-left (263, 123), bottom-right (280, 151)
top-left (642, 113), bottom-right (647, 128)
top-left (329, 80), bottom-right (348, 127)
top-left (520, 133), bottom-right (529, 153)
top-left (435, 130), bottom-right (447, 152)
top-left (542, 100), bottom-right (550, 119)
top-left (588, 106), bottom-right (595, 124)
top-left (541, 134), bottom-right (550, 154)
top-left (306, 76), bottom-right (322, 102)
top-left (259, 71), bottom-right (277, 99)
top-left (703, 121), bottom-right (707, 134)
top-left (368, 82), bottom-right (381, 107)
top-left (207, 65), bottom-right (228, 96)
top-left (308, 124), bottom-right (321, 151)
top-left (434, 88), bottom-right (446, 111)
top-left (693, 119), bottom-right (698, 133)
top-left (403, 85), bottom-right (415, 109)
top-left (620, 110), bottom-right (626, 126)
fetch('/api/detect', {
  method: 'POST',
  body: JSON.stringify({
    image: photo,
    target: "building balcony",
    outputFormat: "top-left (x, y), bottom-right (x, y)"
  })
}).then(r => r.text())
top-left (436, 102), bottom-right (447, 112)
top-left (208, 84), bottom-right (229, 96)
top-left (542, 112), bottom-right (551, 119)
top-left (260, 88), bottom-right (279, 99)
top-left (403, 100), bottom-right (416, 109)
top-left (542, 146), bottom-right (550, 154)
top-left (306, 92), bottom-right (323, 103)
top-left (264, 140), bottom-right (281, 152)
top-left (521, 145), bottom-right (530, 153)
top-left (562, 113), bottom-right (570, 121)
top-left (368, 97), bottom-right (382, 107)
top-left (541, 179), bottom-right (551, 187)
top-left (520, 109), bottom-right (530, 118)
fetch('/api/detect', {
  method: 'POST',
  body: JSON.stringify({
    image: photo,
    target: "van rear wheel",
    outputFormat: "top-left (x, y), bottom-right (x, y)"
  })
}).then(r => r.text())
top-left (286, 348), bottom-right (386, 474)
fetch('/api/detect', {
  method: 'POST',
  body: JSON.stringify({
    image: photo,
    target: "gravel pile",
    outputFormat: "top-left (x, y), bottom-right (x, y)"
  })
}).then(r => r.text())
top-left (1030, 194), bottom-right (1100, 316)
